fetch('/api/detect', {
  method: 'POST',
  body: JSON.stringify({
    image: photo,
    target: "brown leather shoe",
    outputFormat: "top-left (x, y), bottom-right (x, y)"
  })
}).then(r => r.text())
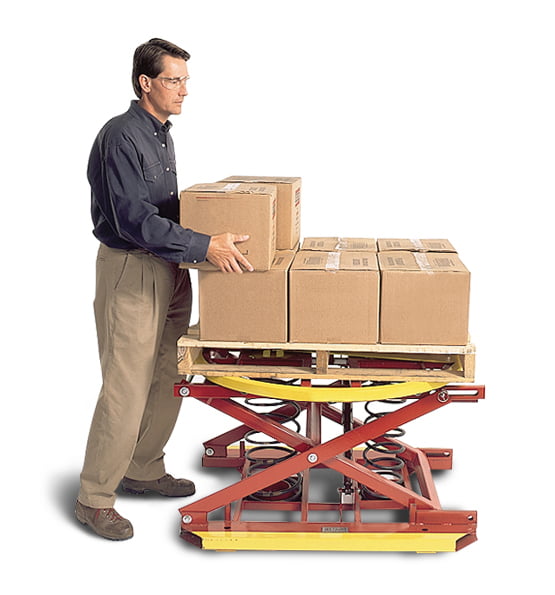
top-left (121, 473), bottom-right (195, 497)
top-left (75, 500), bottom-right (133, 540)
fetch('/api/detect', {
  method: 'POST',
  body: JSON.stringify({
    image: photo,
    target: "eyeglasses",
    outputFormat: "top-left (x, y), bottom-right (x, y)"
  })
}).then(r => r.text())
top-left (154, 75), bottom-right (190, 90)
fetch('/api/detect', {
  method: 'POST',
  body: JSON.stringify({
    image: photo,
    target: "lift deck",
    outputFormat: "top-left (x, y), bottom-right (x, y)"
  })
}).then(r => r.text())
top-left (174, 330), bottom-right (484, 553)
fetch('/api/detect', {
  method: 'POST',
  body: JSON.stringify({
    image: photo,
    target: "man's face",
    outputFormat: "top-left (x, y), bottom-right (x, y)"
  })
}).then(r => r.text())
top-left (140, 55), bottom-right (189, 122)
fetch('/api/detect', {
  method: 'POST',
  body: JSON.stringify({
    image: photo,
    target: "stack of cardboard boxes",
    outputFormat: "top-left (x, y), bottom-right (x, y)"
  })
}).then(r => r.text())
top-left (179, 177), bottom-right (470, 346)
top-left (180, 177), bottom-right (301, 343)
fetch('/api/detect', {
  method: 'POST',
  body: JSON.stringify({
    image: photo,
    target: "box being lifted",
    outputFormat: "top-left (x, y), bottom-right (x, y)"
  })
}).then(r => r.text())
top-left (198, 250), bottom-right (296, 343)
top-left (180, 182), bottom-right (277, 271)
top-left (290, 250), bottom-right (380, 344)
top-left (377, 238), bottom-right (457, 252)
top-left (378, 251), bottom-right (470, 345)
top-left (220, 176), bottom-right (301, 250)
top-left (301, 237), bottom-right (377, 252)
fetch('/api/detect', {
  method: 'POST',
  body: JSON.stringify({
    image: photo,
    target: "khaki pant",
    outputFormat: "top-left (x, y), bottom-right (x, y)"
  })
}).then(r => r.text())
top-left (78, 244), bottom-right (192, 508)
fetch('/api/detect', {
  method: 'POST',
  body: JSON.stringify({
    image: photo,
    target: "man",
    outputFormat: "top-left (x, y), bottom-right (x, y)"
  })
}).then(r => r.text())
top-left (76, 38), bottom-right (253, 540)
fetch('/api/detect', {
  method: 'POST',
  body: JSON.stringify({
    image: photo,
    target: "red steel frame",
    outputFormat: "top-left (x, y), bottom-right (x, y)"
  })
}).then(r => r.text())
top-left (174, 379), bottom-right (485, 551)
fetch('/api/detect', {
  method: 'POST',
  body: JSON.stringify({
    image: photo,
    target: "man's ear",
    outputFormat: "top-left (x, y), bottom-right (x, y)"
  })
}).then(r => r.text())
top-left (139, 74), bottom-right (151, 95)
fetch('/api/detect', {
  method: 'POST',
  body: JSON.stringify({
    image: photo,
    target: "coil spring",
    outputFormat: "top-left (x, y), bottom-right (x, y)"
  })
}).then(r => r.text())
top-left (243, 397), bottom-right (302, 445)
top-left (247, 461), bottom-right (303, 502)
top-left (361, 398), bottom-right (407, 499)
top-left (243, 397), bottom-right (303, 501)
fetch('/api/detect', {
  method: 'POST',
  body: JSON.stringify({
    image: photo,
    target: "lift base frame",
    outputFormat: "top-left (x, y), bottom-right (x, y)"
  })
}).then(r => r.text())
top-left (175, 378), bottom-right (484, 553)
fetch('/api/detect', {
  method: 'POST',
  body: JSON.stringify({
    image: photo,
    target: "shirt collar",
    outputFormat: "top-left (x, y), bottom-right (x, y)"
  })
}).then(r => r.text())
top-left (129, 100), bottom-right (173, 133)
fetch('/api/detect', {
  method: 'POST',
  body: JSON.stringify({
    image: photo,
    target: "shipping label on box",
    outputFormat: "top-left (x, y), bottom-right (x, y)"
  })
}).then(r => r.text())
top-left (220, 176), bottom-right (301, 250)
top-left (301, 237), bottom-right (377, 252)
top-left (289, 250), bottom-right (380, 344)
top-left (377, 238), bottom-right (457, 252)
top-left (199, 250), bottom-right (296, 342)
top-left (378, 251), bottom-right (470, 345)
top-left (180, 182), bottom-right (277, 271)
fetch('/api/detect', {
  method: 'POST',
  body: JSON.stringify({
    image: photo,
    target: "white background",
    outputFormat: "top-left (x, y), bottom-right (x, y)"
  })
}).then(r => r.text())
top-left (3, 0), bottom-right (553, 591)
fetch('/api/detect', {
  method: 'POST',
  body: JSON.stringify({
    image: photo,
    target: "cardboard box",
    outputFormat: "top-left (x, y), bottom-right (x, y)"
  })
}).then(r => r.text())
top-left (301, 237), bottom-right (377, 252)
top-left (289, 251), bottom-right (380, 344)
top-left (378, 251), bottom-right (470, 345)
top-left (377, 238), bottom-right (456, 252)
top-left (198, 251), bottom-right (296, 342)
top-left (220, 176), bottom-right (301, 250)
top-left (180, 182), bottom-right (277, 271)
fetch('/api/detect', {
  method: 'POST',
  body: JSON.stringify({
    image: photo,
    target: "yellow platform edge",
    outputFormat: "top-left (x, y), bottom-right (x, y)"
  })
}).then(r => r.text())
top-left (187, 530), bottom-right (467, 553)
top-left (209, 376), bottom-right (446, 403)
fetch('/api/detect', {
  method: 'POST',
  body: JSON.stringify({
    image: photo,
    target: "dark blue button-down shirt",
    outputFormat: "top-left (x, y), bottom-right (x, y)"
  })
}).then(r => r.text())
top-left (88, 100), bottom-right (210, 263)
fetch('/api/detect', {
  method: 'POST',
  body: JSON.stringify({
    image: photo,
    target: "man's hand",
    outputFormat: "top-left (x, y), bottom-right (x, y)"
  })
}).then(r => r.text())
top-left (206, 233), bottom-right (254, 273)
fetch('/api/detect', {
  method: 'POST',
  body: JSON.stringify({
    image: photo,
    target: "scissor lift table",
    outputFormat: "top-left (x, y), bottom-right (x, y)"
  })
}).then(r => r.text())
top-left (174, 330), bottom-right (484, 553)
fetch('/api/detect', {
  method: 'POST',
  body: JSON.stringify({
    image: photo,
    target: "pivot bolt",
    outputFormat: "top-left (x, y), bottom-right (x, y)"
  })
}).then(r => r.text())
top-left (437, 390), bottom-right (449, 403)
top-left (182, 515), bottom-right (193, 524)
top-left (178, 386), bottom-right (190, 397)
top-left (205, 448), bottom-right (215, 456)
top-left (307, 453), bottom-right (318, 464)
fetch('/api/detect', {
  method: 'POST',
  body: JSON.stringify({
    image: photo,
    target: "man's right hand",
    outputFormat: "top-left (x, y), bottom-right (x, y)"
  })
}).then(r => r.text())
top-left (206, 233), bottom-right (254, 273)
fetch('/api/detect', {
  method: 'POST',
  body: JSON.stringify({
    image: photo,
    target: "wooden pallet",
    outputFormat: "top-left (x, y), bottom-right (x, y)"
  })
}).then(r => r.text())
top-left (177, 327), bottom-right (475, 383)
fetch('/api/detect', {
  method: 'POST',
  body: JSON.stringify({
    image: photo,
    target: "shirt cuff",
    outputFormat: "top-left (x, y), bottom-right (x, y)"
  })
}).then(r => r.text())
top-left (185, 231), bottom-right (211, 264)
